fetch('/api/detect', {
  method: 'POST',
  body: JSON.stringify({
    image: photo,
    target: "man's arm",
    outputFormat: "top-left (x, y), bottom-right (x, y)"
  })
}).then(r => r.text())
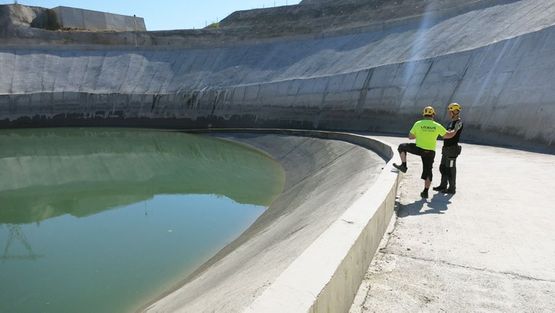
top-left (443, 120), bottom-right (463, 139)
top-left (409, 132), bottom-right (416, 139)
top-left (443, 130), bottom-right (456, 139)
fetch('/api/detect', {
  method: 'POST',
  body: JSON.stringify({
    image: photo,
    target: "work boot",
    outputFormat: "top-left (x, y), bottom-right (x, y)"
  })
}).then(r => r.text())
top-left (393, 163), bottom-right (407, 173)
top-left (420, 189), bottom-right (429, 198)
top-left (433, 185), bottom-right (447, 191)
top-left (444, 188), bottom-right (456, 194)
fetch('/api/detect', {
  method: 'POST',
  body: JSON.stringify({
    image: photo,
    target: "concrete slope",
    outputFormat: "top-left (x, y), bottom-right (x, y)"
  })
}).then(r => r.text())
top-left (141, 134), bottom-right (385, 312)
top-left (2, 0), bottom-right (554, 94)
top-left (0, 0), bottom-right (554, 150)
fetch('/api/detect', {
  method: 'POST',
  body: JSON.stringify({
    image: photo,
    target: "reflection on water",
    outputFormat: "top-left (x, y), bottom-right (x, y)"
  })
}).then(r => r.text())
top-left (0, 128), bottom-right (284, 313)
top-left (1, 224), bottom-right (43, 261)
top-left (0, 128), bottom-right (283, 224)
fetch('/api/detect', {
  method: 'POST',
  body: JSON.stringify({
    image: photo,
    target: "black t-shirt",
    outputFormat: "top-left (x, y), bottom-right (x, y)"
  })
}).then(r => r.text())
top-left (444, 119), bottom-right (463, 146)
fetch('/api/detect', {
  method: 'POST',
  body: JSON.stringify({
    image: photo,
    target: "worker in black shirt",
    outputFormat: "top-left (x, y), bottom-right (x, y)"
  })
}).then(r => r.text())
top-left (433, 103), bottom-right (463, 194)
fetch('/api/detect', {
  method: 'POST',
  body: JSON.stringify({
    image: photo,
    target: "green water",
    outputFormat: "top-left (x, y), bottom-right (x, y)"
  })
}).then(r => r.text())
top-left (0, 128), bottom-right (285, 313)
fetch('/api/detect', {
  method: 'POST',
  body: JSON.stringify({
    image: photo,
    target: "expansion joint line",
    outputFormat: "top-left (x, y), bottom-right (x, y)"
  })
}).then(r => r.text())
top-left (378, 250), bottom-right (555, 284)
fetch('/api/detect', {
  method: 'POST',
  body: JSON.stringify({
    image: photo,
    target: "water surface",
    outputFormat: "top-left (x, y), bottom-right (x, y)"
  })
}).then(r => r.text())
top-left (0, 128), bottom-right (284, 313)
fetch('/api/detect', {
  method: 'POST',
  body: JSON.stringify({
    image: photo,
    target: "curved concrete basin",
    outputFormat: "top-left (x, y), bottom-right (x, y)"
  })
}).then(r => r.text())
top-left (142, 130), bottom-right (398, 313)
top-left (1, 0), bottom-right (553, 311)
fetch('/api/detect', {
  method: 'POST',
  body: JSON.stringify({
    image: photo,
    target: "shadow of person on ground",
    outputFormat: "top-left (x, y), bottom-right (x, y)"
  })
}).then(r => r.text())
top-left (397, 193), bottom-right (453, 217)
top-left (396, 198), bottom-right (426, 217)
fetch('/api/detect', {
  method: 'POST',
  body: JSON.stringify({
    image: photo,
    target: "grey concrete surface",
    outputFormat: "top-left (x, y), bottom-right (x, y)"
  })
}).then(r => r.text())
top-left (1, 0), bottom-right (554, 151)
top-left (239, 131), bottom-right (398, 313)
top-left (0, 4), bottom-right (145, 32)
top-left (53, 6), bottom-right (146, 31)
top-left (350, 135), bottom-right (555, 313)
top-left (142, 133), bottom-right (386, 313)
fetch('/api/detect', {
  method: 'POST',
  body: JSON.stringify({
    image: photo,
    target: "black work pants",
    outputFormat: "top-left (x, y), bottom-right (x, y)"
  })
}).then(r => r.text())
top-left (439, 145), bottom-right (462, 189)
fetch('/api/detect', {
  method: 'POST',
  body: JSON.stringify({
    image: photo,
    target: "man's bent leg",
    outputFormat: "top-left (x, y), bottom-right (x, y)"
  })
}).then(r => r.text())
top-left (394, 143), bottom-right (416, 173)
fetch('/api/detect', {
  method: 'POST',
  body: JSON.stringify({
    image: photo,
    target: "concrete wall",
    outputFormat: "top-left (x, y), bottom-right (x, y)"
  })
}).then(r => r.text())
top-left (0, 0), bottom-right (554, 151)
top-left (243, 131), bottom-right (398, 313)
top-left (52, 6), bottom-right (145, 31)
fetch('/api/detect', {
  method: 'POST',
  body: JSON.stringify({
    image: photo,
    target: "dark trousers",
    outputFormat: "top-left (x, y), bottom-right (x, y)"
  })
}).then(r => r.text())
top-left (398, 143), bottom-right (435, 181)
top-left (439, 145), bottom-right (462, 189)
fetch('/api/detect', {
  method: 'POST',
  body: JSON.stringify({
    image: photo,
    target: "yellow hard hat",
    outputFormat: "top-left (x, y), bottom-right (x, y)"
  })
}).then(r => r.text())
top-left (422, 106), bottom-right (436, 116)
top-left (448, 102), bottom-right (462, 112)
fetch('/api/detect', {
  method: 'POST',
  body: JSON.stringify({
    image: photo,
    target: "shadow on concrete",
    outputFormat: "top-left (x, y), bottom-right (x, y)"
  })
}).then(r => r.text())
top-left (397, 193), bottom-right (453, 217)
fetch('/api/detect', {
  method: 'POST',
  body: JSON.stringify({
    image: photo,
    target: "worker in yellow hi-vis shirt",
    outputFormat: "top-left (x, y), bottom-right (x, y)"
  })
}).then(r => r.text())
top-left (393, 106), bottom-right (456, 199)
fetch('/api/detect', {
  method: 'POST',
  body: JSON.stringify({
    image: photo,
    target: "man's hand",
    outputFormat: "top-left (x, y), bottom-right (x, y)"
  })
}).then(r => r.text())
top-left (409, 132), bottom-right (416, 139)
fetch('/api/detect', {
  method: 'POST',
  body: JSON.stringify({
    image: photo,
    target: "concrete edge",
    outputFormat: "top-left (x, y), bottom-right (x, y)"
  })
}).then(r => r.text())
top-left (188, 128), bottom-right (394, 161)
top-left (191, 128), bottom-right (399, 313)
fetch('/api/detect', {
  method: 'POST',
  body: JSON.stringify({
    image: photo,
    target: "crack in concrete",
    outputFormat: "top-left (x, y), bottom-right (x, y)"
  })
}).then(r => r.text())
top-left (379, 250), bottom-right (555, 284)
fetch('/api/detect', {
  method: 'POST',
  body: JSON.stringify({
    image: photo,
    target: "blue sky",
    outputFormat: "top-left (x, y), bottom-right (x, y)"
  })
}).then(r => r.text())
top-left (1, 0), bottom-right (301, 30)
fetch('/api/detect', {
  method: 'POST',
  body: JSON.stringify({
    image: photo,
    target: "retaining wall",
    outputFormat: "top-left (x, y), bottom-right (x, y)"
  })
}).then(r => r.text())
top-left (0, 0), bottom-right (554, 151)
top-left (52, 6), bottom-right (146, 31)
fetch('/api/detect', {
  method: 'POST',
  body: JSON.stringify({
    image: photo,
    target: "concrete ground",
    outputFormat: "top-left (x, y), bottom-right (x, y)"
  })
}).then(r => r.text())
top-left (350, 135), bottom-right (555, 313)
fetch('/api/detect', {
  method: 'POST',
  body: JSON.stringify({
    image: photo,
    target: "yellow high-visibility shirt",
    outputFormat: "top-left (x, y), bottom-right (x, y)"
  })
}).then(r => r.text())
top-left (409, 119), bottom-right (447, 151)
